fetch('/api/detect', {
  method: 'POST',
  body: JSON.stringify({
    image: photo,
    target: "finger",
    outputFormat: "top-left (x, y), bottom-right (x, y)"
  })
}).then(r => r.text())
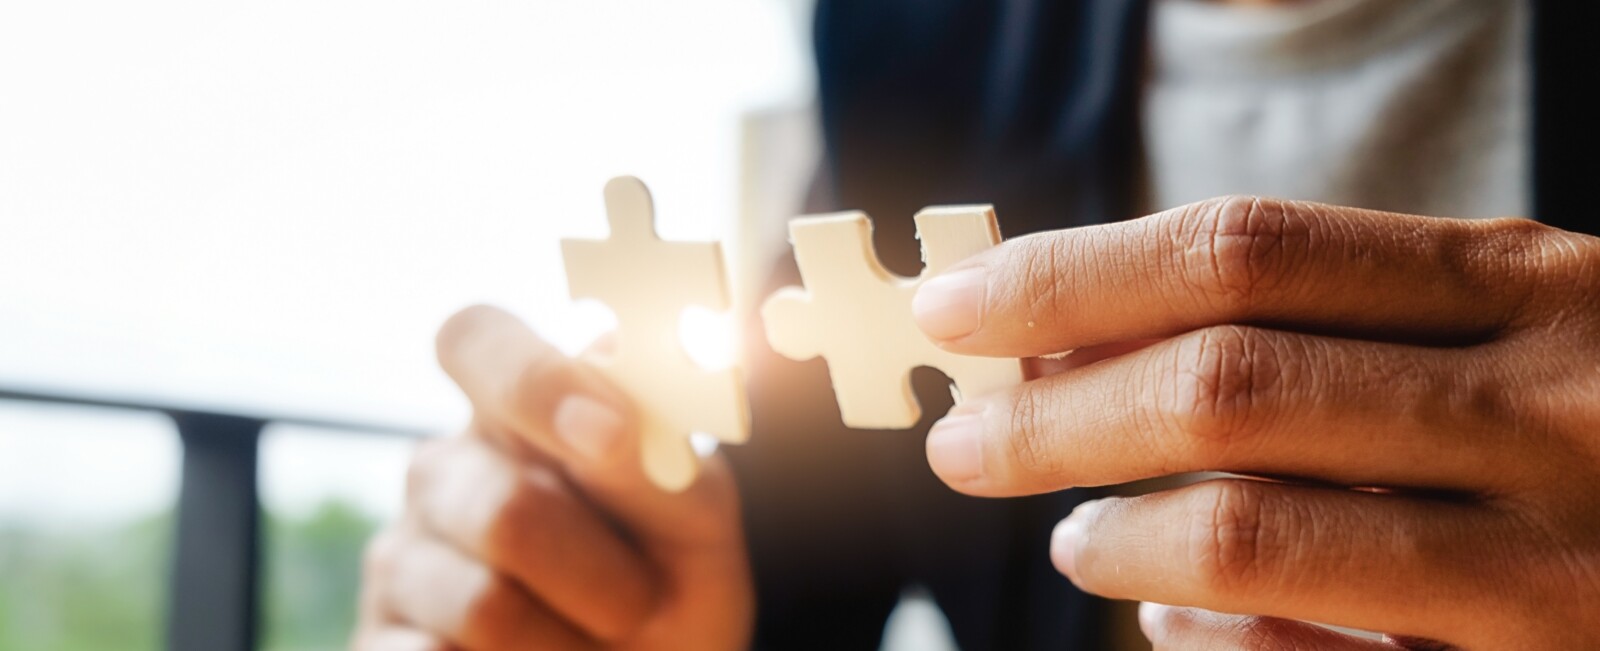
top-left (914, 196), bottom-right (1552, 357)
top-left (375, 525), bottom-right (597, 651)
top-left (355, 530), bottom-right (415, 647)
top-left (407, 435), bottom-right (656, 641)
top-left (436, 305), bottom-right (747, 549)
top-left (434, 304), bottom-right (751, 644)
top-left (436, 304), bottom-right (633, 465)
top-left (928, 325), bottom-right (1513, 497)
top-left (1050, 479), bottom-right (1500, 644)
top-left (1139, 603), bottom-right (1395, 651)
top-left (352, 626), bottom-right (455, 651)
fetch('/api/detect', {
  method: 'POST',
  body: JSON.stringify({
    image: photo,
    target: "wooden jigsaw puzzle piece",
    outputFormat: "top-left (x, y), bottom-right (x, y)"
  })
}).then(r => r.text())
top-left (911, 207), bottom-right (1023, 404)
top-left (561, 176), bottom-right (749, 492)
top-left (761, 207), bottom-right (1021, 429)
top-left (763, 213), bottom-right (923, 428)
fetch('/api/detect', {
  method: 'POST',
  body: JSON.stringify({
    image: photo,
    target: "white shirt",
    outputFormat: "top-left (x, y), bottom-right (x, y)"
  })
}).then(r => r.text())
top-left (1143, 0), bottom-right (1529, 219)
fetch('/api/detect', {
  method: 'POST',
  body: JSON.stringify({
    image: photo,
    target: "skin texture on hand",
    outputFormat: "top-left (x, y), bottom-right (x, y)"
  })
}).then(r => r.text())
top-left (914, 196), bottom-right (1600, 650)
top-left (351, 306), bottom-right (754, 651)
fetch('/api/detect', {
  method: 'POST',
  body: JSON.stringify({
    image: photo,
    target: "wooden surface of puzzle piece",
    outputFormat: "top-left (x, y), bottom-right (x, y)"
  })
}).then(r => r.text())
top-left (561, 176), bottom-right (749, 492)
top-left (761, 207), bottom-right (1022, 429)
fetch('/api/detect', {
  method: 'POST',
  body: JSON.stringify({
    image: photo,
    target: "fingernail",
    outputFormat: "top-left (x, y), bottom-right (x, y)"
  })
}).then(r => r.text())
top-left (913, 267), bottom-right (987, 341)
top-left (553, 395), bottom-right (624, 463)
top-left (925, 411), bottom-right (984, 483)
top-left (1051, 500), bottom-right (1098, 580)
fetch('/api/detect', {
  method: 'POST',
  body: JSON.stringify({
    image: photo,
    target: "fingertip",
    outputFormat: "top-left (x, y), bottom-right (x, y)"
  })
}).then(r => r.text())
top-left (1051, 499), bottom-right (1102, 584)
top-left (913, 267), bottom-right (987, 342)
top-left (1049, 515), bottom-right (1083, 581)
top-left (436, 304), bottom-right (512, 364)
top-left (925, 411), bottom-right (986, 487)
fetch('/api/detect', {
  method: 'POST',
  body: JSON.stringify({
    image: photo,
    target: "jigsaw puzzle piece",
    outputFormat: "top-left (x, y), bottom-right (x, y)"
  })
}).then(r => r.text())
top-left (911, 207), bottom-right (1022, 404)
top-left (761, 207), bottom-right (1020, 429)
top-left (561, 176), bottom-right (749, 492)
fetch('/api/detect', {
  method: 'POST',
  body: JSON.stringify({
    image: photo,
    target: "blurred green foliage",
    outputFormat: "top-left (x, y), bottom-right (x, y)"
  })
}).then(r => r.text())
top-left (0, 513), bottom-right (170, 651)
top-left (262, 499), bottom-right (378, 651)
top-left (0, 499), bottom-right (378, 651)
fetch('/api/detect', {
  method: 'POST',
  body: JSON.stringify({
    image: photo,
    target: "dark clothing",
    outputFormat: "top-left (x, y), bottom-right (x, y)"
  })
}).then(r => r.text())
top-left (727, 1), bottom-right (1597, 650)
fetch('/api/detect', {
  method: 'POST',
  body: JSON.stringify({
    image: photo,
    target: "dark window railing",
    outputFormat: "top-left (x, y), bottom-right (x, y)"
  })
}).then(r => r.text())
top-left (0, 386), bottom-right (424, 651)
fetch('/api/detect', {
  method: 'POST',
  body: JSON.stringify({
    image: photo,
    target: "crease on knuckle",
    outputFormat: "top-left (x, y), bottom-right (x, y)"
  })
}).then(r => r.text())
top-left (1175, 196), bottom-right (1293, 315)
top-left (1188, 481), bottom-right (1273, 596)
top-left (1529, 226), bottom-right (1600, 331)
top-left (1164, 327), bottom-right (1278, 464)
top-left (1445, 371), bottom-right (1517, 439)
top-left (1005, 385), bottom-right (1066, 482)
top-left (1453, 218), bottom-right (1550, 331)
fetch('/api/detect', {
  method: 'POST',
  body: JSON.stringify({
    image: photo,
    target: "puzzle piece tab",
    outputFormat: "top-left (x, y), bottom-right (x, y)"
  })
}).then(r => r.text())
top-left (761, 207), bottom-right (1022, 429)
top-left (561, 176), bottom-right (749, 492)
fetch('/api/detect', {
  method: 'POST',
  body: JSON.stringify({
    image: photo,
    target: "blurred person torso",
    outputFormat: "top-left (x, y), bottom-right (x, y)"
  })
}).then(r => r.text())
top-left (733, 0), bottom-right (1542, 649)
top-left (1145, 0), bottom-right (1527, 217)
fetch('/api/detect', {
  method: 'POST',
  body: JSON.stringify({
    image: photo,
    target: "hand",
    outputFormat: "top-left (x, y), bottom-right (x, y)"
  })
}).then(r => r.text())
top-left (912, 197), bottom-right (1600, 649)
top-left (352, 306), bottom-right (754, 651)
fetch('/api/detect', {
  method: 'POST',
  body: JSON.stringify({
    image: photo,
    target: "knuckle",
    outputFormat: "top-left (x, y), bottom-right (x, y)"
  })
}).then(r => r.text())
top-left (1172, 196), bottom-right (1294, 313)
top-left (1449, 218), bottom-right (1588, 327)
top-left (1444, 373), bottom-right (1518, 437)
top-left (1529, 226), bottom-right (1600, 304)
top-left (1003, 384), bottom-right (1068, 481)
top-left (1186, 481), bottom-right (1275, 596)
top-left (1473, 216), bottom-right (1557, 275)
top-left (1161, 327), bottom-right (1281, 460)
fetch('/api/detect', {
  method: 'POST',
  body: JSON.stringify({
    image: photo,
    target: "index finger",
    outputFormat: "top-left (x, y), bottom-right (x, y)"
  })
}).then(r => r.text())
top-left (912, 196), bottom-right (1548, 358)
top-left (433, 304), bottom-right (747, 547)
top-left (435, 304), bottom-right (633, 465)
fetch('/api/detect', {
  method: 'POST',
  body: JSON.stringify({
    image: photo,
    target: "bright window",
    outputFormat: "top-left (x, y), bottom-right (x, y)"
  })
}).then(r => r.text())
top-left (258, 424), bottom-right (414, 651)
top-left (0, 401), bottom-right (181, 651)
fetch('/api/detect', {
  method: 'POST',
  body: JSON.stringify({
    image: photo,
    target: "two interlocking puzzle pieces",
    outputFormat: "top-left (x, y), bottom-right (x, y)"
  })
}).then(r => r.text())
top-left (562, 177), bottom-right (1020, 491)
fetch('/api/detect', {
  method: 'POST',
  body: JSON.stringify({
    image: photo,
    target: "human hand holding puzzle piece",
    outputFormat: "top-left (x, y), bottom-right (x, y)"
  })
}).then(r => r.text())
top-left (561, 177), bottom-right (750, 492)
top-left (560, 177), bottom-right (1019, 491)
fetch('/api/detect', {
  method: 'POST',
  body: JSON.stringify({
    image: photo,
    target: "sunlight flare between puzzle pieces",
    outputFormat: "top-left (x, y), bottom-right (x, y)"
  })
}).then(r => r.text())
top-left (560, 176), bottom-right (1022, 491)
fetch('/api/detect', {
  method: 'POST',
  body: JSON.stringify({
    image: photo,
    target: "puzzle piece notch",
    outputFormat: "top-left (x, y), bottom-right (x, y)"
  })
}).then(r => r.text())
top-left (761, 206), bottom-right (1022, 429)
top-left (561, 176), bottom-right (749, 492)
